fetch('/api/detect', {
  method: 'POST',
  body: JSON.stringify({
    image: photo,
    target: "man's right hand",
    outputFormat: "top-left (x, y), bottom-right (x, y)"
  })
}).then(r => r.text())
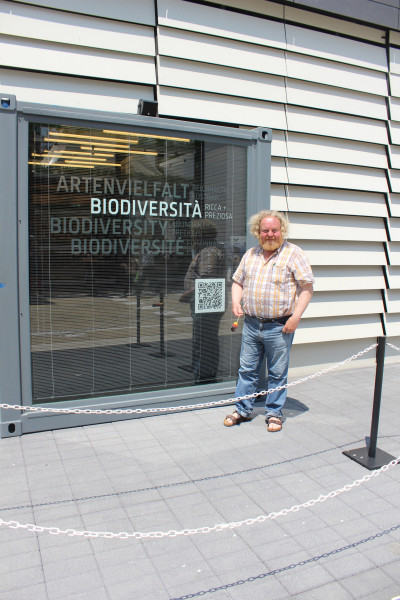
top-left (232, 303), bottom-right (244, 318)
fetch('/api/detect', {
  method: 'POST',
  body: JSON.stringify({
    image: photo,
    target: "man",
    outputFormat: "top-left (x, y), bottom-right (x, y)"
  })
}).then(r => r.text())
top-left (224, 210), bottom-right (314, 432)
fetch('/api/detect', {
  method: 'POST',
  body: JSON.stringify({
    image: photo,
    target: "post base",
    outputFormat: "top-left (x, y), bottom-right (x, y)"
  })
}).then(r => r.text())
top-left (342, 446), bottom-right (396, 470)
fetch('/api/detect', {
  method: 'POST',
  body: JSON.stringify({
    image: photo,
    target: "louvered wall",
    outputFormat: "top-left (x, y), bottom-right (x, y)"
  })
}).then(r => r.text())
top-left (1, 0), bottom-right (399, 371)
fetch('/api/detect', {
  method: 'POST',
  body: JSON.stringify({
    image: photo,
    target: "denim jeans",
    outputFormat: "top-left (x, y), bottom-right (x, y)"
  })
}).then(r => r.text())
top-left (235, 315), bottom-right (294, 419)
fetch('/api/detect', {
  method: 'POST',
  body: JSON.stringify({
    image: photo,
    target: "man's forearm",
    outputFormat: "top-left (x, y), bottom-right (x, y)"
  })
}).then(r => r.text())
top-left (283, 283), bottom-right (313, 333)
top-left (231, 281), bottom-right (244, 317)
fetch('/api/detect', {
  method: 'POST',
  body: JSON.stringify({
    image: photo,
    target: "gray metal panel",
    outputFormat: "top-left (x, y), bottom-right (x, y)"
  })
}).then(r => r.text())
top-left (292, 0), bottom-right (400, 30)
top-left (0, 94), bottom-right (22, 437)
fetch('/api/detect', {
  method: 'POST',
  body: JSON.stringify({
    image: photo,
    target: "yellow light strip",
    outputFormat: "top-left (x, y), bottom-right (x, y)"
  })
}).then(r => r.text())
top-left (103, 129), bottom-right (191, 143)
top-left (48, 131), bottom-right (138, 144)
top-left (28, 162), bottom-right (95, 169)
top-left (53, 150), bottom-right (114, 158)
top-left (80, 145), bottom-right (158, 156)
top-left (44, 137), bottom-right (131, 149)
top-left (32, 152), bottom-right (108, 163)
top-left (64, 160), bottom-right (121, 167)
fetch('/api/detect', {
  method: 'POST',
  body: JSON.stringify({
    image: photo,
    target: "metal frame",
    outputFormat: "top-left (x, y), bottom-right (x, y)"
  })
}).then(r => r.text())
top-left (0, 97), bottom-right (271, 437)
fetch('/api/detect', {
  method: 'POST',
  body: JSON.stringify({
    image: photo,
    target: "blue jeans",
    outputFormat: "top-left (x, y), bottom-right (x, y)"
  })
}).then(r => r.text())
top-left (235, 316), bottom-right (294, 419)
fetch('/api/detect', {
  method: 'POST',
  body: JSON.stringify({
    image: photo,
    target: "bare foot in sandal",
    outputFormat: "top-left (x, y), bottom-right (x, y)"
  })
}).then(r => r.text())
top-left (266, 416), bottom-right (282, 432)
top-left (224, 411), bottom-right (250, 427)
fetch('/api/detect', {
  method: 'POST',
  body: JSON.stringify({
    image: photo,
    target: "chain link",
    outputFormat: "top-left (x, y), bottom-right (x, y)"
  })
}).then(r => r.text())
top-left (0, 343), bottom-right (378, 416)
top-left (1, 453), bottom-right (398, 540)
top-left (387, 342), bottom-right (400, 352)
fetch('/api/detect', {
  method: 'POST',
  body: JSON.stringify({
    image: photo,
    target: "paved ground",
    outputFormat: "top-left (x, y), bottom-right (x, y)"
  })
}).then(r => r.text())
top-left (1, 361), bottom-right (400, 600)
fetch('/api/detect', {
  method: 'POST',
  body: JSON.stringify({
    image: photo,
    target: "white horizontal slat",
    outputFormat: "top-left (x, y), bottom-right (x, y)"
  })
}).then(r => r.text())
top-left (387, 242), bottom-right (400, 265)
top-left (291, 240), bottom-right (387, 266)
top-left (390, 47), bottom-right (400, 75)
top-left (284, 186), bottom-right (388, 218)
top-left (158, 0), bottom-right (286, 49)
top-left (286, 24), bottom-right (387, 72)
top-left (289, 213), bottom-right (387, 241)
top-left (158, 28), bottom-right (286, 76)
top-left (304, 290), bottom-right (384, 319)
top-left (286, 52), bottom-right (388, 97)
top-left (386, 290), bottom-right (400, 312)
top-left (389, 193), bottom-right (400, 217)
top-left (271, 157), bottom-right (288, 184)
top-left (0, 36), bottom-right (156, 84)
top-left (0, 1), bottom-right (155, 55)
top-left (215, 0), bottom-right (283, 19)
top-left (287, 6), bottom-right (385, 45)
top-left (282, 160), bottom-right (388, 193)
top-left (389, 97), bottom-right (400, 123)
top-left (5, 0), bottom-right (155, 25)
top-left (312, 266), bottom-right (385, 292)
top-left (0, 68), bottom-right (154, 113)
top-left (287, 106), bottom-right (388, 145)
top-left (294, 314), bottom-right (383, 344)
top-left (271, 131), bottom-right (287, 158)
top-left (388, 146), bottom-right (400, 170)
top-left (285, 133), bottom-right (388, 169)
top-left (287, 79), bottom-right (387, 121)
top-left (389, 121), bottom-right (400, 145)
top-left (158, 87), bottom-right (287, 127)
top-left (386, 266), bottom-right (400, 288)
top-left (388, 218), bottom-right (400, 241)
top-left (270, 183), bottom-right (288, 212)
top-left (388, 170), bottom-right (400, 194)
top-left (158, 57), bottom-right (286, 103)
top-left (389, 73), bottom-right (400, 98)
top-left (386, 314), bottom-right (400, 336)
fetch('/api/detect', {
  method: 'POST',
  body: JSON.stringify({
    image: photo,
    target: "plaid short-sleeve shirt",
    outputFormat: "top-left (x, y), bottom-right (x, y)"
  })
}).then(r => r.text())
top-left (232, 242), bottom-right (314, 318)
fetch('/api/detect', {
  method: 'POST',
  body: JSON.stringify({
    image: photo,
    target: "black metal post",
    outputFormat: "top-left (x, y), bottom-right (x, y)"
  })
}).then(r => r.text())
top-left (343, 336), bottom-right (395, 470)
top-left (368, 336), bottom-right (386, 458)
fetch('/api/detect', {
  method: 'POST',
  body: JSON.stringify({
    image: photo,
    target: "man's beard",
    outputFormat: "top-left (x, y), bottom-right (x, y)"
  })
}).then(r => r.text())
top-left (261, 238), bottom-right (283, 252)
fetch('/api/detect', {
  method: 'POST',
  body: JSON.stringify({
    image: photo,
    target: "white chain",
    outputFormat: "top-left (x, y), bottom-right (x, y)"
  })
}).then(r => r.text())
top-left (387, 342), bottom-right (400, 352)
top-left (1, 453), bottom-right (398, 539)
top-left (0, 343), bottom-right (378, 416)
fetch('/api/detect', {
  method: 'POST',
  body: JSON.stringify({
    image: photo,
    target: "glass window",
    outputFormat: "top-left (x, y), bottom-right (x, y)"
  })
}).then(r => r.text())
top-left (28, 123), bottom-right (247, 402)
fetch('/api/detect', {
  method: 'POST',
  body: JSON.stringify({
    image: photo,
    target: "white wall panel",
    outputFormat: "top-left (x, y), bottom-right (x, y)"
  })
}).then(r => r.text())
top-left (286, 53), bottom-right (388, 96)
top-left (158, 87), bottom-right (287, 127)
top-left (388, 170), bottom-right (400, 194)
top-left (7, 0), bottom-right (155, 25)
top-left (387, 242), bottom-right (400, 265)
top-left (157, 0), bottom-right (286, 48)
top-left (216, 0), bottom-right (284, 19)
top-left (286, 133), bottom-right (387, 169)
top-left (294, 315), bottom-right (383, 344)
top-left (386, 266), bottom-right (400, 288)
top-left (388, 146), bottom-right (400, 170)
top-left (386, 314), bottom-right (400, 336)
top-left (388, 97), bottom-right (400, 123)
top-left (286, 79), bottom-right (387, 121)
top-left (284, 160), bottom-right (388, 193)
top-left (388, 121), bottom-right (400, 145)
top-left (0, 69), bottom-right (153, 112)
top-left (271, 157), bottom-right (288, 184)
top-left (292, 240), bottom-right (386, 265)
top-left (158, 57), bottom-right (286, 103)
top-left (305, 290), bottom-right (383, 318)
top-left (0, 36), bottom-right (156, 84)
top-left (389, 47), bottom-right (400, 75)
top-left (285, 186), bottom-right (388, 218)
top-left (0, 1), bottom-right (155, 55)
top-left (270, 184), bottom-right (288, 211)
top-left (389, 73), bottom-right (400, 98)
top-left (287, 106), bottom-right (388, 144)
top-left (386, 290), bottom-right (400, 312)
top-left (271, 131), bottom-right (287, 158)
top-left (388, 217), bottom-right (400, 241)
top-left (312, 266), bottom-right (385, 292)
top-left (158, 28), bottom-right (286, 76)
top-left (389, 193), bottom-right (400, 217)
top-left (289, 213), bottom-right (386, 241)
top-left (286, 24), bottom-right (387, 72)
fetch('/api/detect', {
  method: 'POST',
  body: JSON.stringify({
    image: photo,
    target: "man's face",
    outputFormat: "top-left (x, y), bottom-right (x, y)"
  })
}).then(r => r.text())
top-left (259, 217), bottom-right (283, 252)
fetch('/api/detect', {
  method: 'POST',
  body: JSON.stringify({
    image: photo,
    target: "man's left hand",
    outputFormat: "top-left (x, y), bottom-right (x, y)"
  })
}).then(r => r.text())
top-left (282, 315), bottom-right (300, 334)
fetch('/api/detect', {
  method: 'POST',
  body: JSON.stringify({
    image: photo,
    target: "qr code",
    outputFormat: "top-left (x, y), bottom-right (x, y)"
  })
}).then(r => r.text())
top-left (195, 278), bottom-right (225, 314)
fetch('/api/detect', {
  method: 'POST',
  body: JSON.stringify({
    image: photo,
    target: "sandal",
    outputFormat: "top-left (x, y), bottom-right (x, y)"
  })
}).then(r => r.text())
top-left (224, 411), bottom-right (251, 427)
top-left (266, 416), bottom-right (282, 432)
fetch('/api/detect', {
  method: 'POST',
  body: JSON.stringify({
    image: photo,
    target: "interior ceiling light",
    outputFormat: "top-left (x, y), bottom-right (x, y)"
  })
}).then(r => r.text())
top-left (103, 129), bottom-right (191, 142)
top-left (53, 150), bottom-right (114, 158)
top-left (44, 137), bottom-right (131, 150)
top-left (64, 160), bottom-right (121, 167)
top-left (48, 131), bottom-right (139, 144)
top-left (28, 161), bottom-right (95, 169)
top-left (80, 145), bottom-right (158, 155)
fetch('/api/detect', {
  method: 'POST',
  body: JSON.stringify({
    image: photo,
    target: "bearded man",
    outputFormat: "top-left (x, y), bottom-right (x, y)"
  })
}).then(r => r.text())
top-left (224, 210), bottom-right (314, 432)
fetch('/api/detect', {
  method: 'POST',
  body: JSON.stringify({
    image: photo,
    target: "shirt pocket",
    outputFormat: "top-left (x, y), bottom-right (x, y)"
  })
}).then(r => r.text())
top-left (271, 265), bottom-right (289, 285)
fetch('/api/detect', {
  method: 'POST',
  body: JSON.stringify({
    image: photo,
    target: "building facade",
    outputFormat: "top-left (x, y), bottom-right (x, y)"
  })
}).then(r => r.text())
top-left (0, 0), bottom-right (399, 434)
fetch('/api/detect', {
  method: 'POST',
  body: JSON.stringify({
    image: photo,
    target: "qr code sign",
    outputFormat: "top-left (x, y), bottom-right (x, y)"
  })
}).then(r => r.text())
top-left (195, 278), bottom-right (226, 314)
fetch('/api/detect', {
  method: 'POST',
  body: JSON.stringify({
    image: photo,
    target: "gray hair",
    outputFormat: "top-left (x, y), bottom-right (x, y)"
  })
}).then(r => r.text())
top-left (248, 210), bottom-right (289, 239)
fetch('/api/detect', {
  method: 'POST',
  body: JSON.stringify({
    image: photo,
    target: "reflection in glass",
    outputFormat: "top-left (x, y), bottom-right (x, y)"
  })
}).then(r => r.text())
top-left (28, 123), bottom-right (247, 402)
